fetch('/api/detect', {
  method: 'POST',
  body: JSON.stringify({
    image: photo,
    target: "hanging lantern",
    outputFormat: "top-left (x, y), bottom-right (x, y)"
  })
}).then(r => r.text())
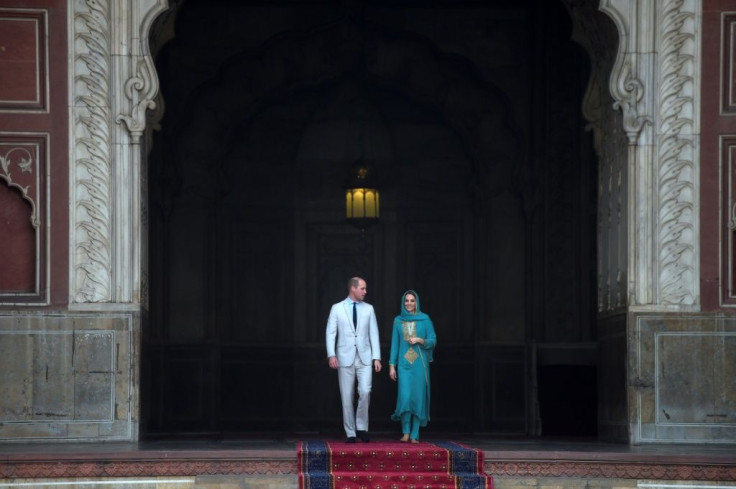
top-left (345, 162), bottom-right (379, 231)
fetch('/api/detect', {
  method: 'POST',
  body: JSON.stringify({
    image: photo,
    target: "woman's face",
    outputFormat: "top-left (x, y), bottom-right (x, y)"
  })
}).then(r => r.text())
top-left (404, 293), bottom-right (416, 313)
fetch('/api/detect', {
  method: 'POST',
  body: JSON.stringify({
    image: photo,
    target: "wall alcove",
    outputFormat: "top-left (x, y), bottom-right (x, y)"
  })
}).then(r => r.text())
top-left (0, 183), bottom-right (35, 293)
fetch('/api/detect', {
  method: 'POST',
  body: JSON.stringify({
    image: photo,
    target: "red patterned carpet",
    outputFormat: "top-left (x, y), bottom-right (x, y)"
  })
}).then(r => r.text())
top-left (298, 440), bottom-right (493, 489)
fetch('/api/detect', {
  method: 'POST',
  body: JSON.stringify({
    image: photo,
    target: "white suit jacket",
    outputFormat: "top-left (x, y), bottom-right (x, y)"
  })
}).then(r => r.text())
top-left (326, 299), bottom-right (381, 367)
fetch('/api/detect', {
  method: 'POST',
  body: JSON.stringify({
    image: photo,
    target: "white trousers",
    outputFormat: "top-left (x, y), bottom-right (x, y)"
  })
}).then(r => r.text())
top-left (337, 360), bottom-right (372, 437)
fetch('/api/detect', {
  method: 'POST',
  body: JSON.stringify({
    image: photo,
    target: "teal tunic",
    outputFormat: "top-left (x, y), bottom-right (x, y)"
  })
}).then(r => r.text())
top-left (389, 292), bottom-right (437, 427)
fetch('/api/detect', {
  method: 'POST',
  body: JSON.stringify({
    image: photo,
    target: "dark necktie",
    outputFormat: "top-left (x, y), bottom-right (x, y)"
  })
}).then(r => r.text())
top-left (352, 302), bottom-right (357, 327)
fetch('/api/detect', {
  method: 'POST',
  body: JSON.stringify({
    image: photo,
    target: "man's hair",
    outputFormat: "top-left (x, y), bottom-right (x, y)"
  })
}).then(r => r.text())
top-left (348, 277), bottom-right (364, 289)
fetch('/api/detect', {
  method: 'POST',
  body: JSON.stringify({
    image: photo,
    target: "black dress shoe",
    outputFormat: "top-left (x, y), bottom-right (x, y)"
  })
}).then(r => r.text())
top-left (356, 430), bottom-right (370, 442)
top-left (346, 436), bottom-right (357, 443)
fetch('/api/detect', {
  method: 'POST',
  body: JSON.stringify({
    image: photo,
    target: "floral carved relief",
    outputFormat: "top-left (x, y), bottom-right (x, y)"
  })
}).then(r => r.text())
top-left (0, 144), bottom-right (39, 228)
top-left (72, 0), bottom-right (113, 303)
top-left (656, 0), bottom-right (698, 305)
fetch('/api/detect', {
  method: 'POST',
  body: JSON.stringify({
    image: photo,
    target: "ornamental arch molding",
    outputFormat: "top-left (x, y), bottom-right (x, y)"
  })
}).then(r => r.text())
top-left (69, 0), bottom-right (700, 310)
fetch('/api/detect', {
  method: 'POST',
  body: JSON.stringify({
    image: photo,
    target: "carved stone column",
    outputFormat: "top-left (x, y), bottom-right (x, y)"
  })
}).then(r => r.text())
top-left (600, 0), bottom-right (700, 310)
top-left (69, 0), bottom-right (167, 307)
top-left (597, 0), bottom-right (706, 444)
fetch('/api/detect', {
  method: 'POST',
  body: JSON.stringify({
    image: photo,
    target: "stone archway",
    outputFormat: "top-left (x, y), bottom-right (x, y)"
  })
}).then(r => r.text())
top-left (144, 5), bottom-right (525, 435)
top-left (64, 0), bottom-right (703, 442)
top-left (140, 0), bottom-right (604, 437)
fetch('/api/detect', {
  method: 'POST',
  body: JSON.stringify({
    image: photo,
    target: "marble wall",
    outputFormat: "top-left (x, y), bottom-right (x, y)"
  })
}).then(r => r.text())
top-left (0, 313), bottom-right (139, 441)
top-left (629, 314), bottom-right (736, 444)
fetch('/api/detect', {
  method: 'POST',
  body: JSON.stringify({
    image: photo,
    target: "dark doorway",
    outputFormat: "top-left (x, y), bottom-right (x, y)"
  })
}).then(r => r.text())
top-left (143, 0), bottom-right (603, 439)
top-left (538, 365), bottom-right (598, 437)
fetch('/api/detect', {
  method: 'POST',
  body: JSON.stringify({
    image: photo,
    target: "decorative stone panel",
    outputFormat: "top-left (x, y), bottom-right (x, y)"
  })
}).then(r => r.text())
top-left (0, 134), bottom-right (48, 304)
top-left (721, 14), bottom-right (736, 115)
top-left (0, 313), bottom-right (139, 441)
top-left (0, 7), bottom-right (47, 111)
top-left (631, 315), bottom-right (736, 443)
top-left (721, 136), bottom-right (736, 305)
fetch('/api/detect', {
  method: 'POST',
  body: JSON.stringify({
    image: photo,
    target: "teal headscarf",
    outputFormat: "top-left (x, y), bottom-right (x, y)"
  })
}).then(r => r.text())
top-left (398, 289), bottom-right (430, 321)
top-left (396, 289), bottom-right (434, 363)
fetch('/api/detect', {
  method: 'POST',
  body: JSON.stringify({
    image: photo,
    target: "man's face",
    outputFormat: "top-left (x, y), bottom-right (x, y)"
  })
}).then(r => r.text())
top-left (351, 280), bottom-right (367, 301)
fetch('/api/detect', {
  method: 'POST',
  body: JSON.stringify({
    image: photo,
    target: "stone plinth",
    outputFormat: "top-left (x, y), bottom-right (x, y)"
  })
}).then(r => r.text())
top-left (0, 312), bottom-right (139, 441)
top-left (629, 314), bottom-right (736, 444)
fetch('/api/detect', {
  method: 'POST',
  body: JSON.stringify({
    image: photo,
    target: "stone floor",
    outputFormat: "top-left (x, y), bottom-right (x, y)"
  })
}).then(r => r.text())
top-left (0, 434), bottom-right (734, 480)
top-left (1, 433), bottom-right (733, 456)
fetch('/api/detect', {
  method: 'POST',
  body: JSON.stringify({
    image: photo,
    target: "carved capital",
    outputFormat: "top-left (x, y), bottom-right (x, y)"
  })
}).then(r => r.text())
top-left (611, 60), bottom-right (652, 144)
top-left (116, 58), bottom-right (159, 143)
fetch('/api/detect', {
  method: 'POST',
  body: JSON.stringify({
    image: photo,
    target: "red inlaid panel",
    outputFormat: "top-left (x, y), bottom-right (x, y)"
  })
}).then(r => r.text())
top-left (702, 2), bottom-right (736, 309)
top-left (725, 138), bottom-right (736, 302)
top-left (0, 0), bottom-right (66, 305)
top-left (722, 14), bottom-right (736, 114)
top-left (0, 140), bottom-right (41, 215)
top-left (0, 9), bottom-right (46, 110)
top-left (0, 135), bottom-right (46, 299)
top-left (0, 182), bottom-right (35, 292)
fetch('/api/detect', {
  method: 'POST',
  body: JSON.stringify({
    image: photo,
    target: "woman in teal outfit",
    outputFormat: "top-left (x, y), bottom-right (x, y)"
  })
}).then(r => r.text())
top-left (388, 290), bottom-right (437, 443)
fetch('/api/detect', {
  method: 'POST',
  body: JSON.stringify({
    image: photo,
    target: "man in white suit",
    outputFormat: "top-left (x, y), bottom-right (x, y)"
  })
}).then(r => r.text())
top-left (326, 276), bottom-right (382, 443)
